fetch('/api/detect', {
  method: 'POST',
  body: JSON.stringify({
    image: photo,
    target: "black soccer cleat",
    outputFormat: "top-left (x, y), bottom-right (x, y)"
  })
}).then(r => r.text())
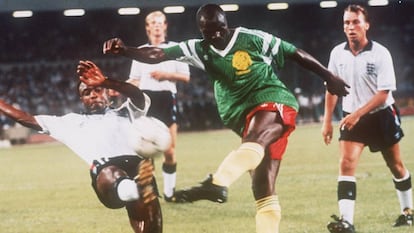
top-left (173, 174), bottom-right (228, 203)
top-left (393, 208), bottom-right (413, 227)
top-left (164, 189), bottom-right (179, 203)
top-left (164, 194), bottom-right (175, 203)
top-left (327, 215), bottom-right (355, 233)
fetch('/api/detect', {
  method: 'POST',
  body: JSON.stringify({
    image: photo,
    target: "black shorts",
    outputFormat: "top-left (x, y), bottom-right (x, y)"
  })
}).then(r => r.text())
top-left (339, 104), bottom-right (404, 152)
top-left (143, 90), bottom-right (177, 127)
top-left (89, 155), bottom-right (158, 207)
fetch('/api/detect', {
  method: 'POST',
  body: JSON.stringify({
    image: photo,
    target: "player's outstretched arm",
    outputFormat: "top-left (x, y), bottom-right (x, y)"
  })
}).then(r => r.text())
top-left (102, 38), bottom-right (167, 64)
top-left (290, 48), bottom-right (350, 97)
top-left (77, 60), bottom-right (146, 109)
top-left (321, 91), bottom-right (338, 145)
top-left (0, 100), bottom-right (42, 131)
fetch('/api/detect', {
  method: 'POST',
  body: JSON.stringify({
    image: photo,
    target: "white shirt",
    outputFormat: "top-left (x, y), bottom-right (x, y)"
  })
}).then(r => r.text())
top-left (129, 41), bottom-right (190, 93)
top-left (328, 41), bottom-right (396, 113)
top-left (34, 95), bottom-right (151, 165)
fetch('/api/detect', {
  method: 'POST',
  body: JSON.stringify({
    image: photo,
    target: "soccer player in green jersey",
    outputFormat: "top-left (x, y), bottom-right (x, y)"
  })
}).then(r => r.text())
top-left (103, 4), bottom-right (349, 233)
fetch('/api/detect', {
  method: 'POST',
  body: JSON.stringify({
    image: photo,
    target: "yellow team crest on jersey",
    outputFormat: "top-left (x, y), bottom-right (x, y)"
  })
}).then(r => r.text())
top-left (232, 50), bottom-right (252, 75)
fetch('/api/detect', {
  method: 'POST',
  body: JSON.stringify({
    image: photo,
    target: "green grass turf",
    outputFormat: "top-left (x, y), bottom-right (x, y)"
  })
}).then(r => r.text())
top-left (0, 116), bottom-right (413, 233)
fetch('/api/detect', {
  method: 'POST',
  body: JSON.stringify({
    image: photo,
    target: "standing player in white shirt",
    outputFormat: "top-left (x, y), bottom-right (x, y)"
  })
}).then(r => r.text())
top-left (128, 11), bottom-right (190, 202)
top-left (322, 4), bottom-right (413, 233)
top-left (0, 60), bottom-right (162, 233)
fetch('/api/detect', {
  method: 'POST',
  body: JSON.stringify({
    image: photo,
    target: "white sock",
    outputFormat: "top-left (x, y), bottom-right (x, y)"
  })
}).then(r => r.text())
top-left (117, 179), bottom-right (139, 202)
top-left (394, 170), bottom-right (413, 213)
top-left (163, 171), bottom-right (176, 197)
top-left (339, 199), bottom-right (355, 224)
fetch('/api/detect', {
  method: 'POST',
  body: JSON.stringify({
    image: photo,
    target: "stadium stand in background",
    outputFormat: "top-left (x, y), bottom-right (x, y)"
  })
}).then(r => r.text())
top-left (0, 3), bottom-right (413, 146)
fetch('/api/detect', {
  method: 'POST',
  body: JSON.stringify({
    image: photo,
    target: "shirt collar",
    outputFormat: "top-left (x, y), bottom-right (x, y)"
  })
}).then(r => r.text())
top-left (344, 40), bottom-right (373, 53)
top-left (147, 41), bottom-right (168, 46)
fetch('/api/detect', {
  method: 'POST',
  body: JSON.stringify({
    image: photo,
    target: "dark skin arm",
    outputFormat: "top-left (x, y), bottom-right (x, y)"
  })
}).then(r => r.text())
top-left (0, 101), bottom-right (41, 131)
top-left (103, 38), bottom-right (166, 64)
top-left (77, 60), bottom-right (146, 109)
top-left (105, 38), bottom-right (349, 97)
top-left (289, 48), bottom-right (350, 97)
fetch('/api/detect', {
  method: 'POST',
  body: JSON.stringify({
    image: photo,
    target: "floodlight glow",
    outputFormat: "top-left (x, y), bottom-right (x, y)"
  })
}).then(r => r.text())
top-left (220, 4), bottom-right (239, 12)
top-left (163, 6), bottom-right (185, 14)
top-left (267, 3), bottom-right (289, 10)
top-left (368, 0), bottom-right (389, 6)
top-left (320, 1), bottom-right (338, 8)
top-left (63, 9), bottom-right (85, 17)
top-left (12, 10), bottom-right (33, 18)
top-left (118, 8), bottom-right (140, 15)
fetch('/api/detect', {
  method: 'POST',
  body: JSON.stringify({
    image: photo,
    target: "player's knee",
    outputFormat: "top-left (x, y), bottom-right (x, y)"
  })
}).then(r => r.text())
top-left (95, 187), bottom-right (126, 209)
top-left (95, 169), bottom-right (129, 209)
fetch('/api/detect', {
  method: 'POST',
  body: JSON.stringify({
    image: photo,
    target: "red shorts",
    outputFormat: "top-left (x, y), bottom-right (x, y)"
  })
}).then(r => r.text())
top-left (242, 103), bottom-right (297, 160)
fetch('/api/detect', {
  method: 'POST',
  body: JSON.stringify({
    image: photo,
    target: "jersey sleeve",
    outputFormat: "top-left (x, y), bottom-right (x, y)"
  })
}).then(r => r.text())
top-left (377, 47), bottom-right (396, 91)
top-left (118, 93), bottom-right (151, 120)
top-left (327, 46), bottom-right (339, 75)
top-left (163, 39), bottom-right (205, 70)
top-left (34, 113), bottom-right (81, 142)
top-left (272, 39), bottom-right (297, 69)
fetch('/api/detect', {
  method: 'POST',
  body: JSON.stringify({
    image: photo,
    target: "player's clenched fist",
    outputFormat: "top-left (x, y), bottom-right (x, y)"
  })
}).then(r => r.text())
top-left (103, 38), bottom-right (126, 55)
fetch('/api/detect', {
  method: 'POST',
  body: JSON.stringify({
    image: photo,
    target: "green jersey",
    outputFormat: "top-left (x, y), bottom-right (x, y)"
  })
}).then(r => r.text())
top-left (163, 27), bottom-right (298, 135)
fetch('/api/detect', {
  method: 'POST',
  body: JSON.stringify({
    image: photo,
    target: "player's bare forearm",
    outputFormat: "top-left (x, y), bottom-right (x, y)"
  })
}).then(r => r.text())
top-left (321, 92), bottom-right (338, 145)
top-left (323, 92), bottom-right (338, 124)
top-left (103, 38), bottom-right (166, 64)
top-left (123, 47), bottom-right (166, 64)
top-left (353, 90), bottom-right (389, 118)
top-left (103, 78), bottom-right (146, 109)
top-left (291, 48), bottom-right (331, 79)
top-left (0, 100), bottom-right (41, 130)
top-left (291, 49), bottom-right (349, 97)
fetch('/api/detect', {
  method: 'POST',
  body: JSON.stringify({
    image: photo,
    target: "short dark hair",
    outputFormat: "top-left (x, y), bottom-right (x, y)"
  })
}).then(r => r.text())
top-left (345, 4), bottom-right (369, 22)
top-left (196, 4), bottom-right (225, 24)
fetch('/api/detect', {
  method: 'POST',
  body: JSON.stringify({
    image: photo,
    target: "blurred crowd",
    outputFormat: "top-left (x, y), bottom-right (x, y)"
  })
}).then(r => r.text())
top-left (1, 3), bottom-right (413, 145)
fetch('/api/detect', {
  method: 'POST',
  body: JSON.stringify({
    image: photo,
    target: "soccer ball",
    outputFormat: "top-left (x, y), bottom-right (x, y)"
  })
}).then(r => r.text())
top-left (127, 116), bottom-right (171, 158)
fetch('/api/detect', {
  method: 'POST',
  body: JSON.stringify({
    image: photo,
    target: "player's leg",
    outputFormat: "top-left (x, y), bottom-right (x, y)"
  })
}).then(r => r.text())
top-left (327, 141), bottom-right (362, 233)
top-left (92, 159), bottom-right (161, 232)
top-left (381, 143), bottom-right (413, 226)
top-left (250, 106), bottom-right (296, 233)
top-left (212, 110), bottom-right (282, 188)
top-left (127, 159), bottom-right (162, 233)
top-left (93, 165), bottom-right (139, 209)
top-left (163, 122), bottom-right (178, 201)
top-left (172, 104), bottom-right (293, 204)
top-left (174, 111), bottom-right (281, 203)
top-left (338, 141), bottom-right (363, 224)
top-left (126, 197), bottom-right (163, 233)
top-left (251, 153), bottom-right (282, 233)
top-left (375, 105), bottom-right (412, 226)
top-left (147, 90), bottom-right (178, 202)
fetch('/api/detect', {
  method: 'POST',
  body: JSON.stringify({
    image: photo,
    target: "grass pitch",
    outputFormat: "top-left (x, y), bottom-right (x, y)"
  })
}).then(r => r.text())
top-left (0, 116), bottom-right (413, 233)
